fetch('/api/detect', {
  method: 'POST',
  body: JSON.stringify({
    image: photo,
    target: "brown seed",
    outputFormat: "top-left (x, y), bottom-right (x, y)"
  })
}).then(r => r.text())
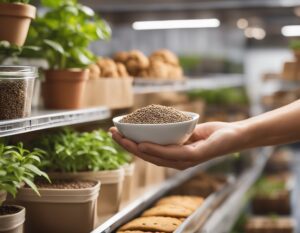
top-left (121, 104), bottom-right (192, 124)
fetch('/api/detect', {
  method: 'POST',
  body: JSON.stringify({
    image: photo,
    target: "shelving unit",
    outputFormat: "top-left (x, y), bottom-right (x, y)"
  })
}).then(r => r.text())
top-left (92, 148), bottom-right (271, 233)
top-left (133, 75), bottom-right (244, 94)
top-left (0, 107), bottom-right (110, 137)
top-left (200, 148), bottom-right (272, 233)
top-left (261, 79), bottom-right (300, 96)
top-left (92, 157), bottom-right (228, 233)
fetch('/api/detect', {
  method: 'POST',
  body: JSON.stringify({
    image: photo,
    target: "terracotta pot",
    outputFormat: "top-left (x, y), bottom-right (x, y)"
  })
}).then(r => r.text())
top-left (0, 3), bottom-right (36, 46)
top-left (0, 205), bottom-right (25, 233)
top-left (14, 181), bottom-right (100, 233)
top-left (42, 69), bottom-right (89, 109)
top-left (48, 169), bottom-right (124, 226)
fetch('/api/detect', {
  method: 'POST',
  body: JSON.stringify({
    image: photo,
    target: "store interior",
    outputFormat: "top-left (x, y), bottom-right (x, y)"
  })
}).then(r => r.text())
top-left (0, 0), bottom-right (300, 233)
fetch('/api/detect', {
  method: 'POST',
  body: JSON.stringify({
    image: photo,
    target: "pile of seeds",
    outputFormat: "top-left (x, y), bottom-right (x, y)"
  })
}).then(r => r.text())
top-left (0, 80), bottom-right (27, 120)
top-left (121, 104), bottom-right (192, 124)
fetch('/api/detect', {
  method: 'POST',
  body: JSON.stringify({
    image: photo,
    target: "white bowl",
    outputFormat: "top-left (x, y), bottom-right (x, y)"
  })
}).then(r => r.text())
top-left (113, 112), bottom-right (199, 145)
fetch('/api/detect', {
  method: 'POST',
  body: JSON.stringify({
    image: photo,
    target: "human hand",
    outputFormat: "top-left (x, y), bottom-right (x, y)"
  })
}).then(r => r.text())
top-left (110, 121), bottom-right (246, 170)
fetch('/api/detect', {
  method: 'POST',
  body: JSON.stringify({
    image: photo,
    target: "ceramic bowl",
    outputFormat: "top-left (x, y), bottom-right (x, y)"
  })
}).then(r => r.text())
top-left (113, 112), bottom-right (199, 145)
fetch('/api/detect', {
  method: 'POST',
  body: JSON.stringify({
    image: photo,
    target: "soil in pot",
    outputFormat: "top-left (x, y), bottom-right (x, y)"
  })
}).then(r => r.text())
top-left (14, 179), bottom-right (100, 233)
top-left (0, 205), bottom-right (25, 233)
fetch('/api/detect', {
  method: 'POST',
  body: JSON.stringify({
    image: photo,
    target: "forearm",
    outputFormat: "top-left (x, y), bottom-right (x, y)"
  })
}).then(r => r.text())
top-left (239, 100), bottom-right (300, 148)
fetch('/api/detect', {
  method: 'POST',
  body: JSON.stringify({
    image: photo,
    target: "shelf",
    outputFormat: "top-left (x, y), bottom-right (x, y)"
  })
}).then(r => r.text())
top-left (261, 79), bottom-right (300, 96)
top-left (0, 107), bottom-right (111, 137)
top-left (133, 74), bottom-right (244, 94)
top-left (199, 147), bottom-right (272, 233)
top-left (91, 157), bottom-right (227, 233)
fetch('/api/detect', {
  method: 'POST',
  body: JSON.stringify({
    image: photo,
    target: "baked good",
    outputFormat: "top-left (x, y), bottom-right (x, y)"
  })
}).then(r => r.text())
top-left (155, 196), bottom-right (204, 211)
top-left (125, 50), bottom-right (149, 76)
top-left (96, 58), bottom-right (119, 78)
top-left (116, 62), bottom-right (130, 78)
top-left (149, 49), bottom-right (179, 66)
top-left (114, 51), bottom-right (129, 63)
top-left (142, 204), bottom-right (193, 218)
top-left (119, 216), bottom-right (182, 233)
top-left (88, 63), bottom-right (101, 79)
top-left (118, 231), bottom-right (165, 233)
top-left (148, 60), bottom-right (169, 79)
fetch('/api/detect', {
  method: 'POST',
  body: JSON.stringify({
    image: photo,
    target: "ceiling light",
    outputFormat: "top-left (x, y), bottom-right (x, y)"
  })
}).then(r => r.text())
top-left (282, 25), bottom-right (300, 37)
top-left (237, 18), bottom-right (248, 29)
top-left (132, 18), bottom-right (220, 30)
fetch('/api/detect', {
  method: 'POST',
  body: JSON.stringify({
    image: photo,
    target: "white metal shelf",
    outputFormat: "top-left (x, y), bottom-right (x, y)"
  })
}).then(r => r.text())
top-left (91, 157), bottom-right (227, 233)
top-left (0, 107), bottom-right (111, 137)
top-left (133, 74), bottom-right (244, 94)
top-left (200, 147), bottom-right (272, 233)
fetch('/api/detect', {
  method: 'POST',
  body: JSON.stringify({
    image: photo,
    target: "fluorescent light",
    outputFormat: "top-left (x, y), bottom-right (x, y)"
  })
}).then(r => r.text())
top-left (132, 18), bottom-right (220, 30)
top-left (282, 25), bottom-right (300, 37)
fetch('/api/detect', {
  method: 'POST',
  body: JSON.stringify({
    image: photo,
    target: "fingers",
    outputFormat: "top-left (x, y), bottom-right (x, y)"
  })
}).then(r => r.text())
top-left (138, 142), bottom-right (200, 162)
top-left (110, 129), bottom-right (193, 169)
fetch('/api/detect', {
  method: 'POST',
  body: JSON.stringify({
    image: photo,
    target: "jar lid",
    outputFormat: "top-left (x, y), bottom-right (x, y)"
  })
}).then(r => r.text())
top-left (0, 66), bottom-right (38, 79)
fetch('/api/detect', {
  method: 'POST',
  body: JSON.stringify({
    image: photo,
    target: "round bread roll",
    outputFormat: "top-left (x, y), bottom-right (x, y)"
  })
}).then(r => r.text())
top-left (125, 50), bottom-right (149, 76)
top-left (148, 60), bottom-right (169, 78)
top-left (114, 51), bottom-right (129, 63)
top-left (116, 62), bottom-right (130, 78)
top-left (150, 49), bottom-right (179, 66)
top-left (97, 58), bottom-right (119, 78)
top-left (88, 63), bottom-right (101, 79)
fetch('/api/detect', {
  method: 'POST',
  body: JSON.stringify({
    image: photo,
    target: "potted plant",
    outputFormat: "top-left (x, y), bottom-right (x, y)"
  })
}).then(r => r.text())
top-left (0, 0), bottom-right (36, 46)
top-left (34, 128), bottom-right (132, 225)
top-left (27, 0), bottom-right (111, 109)
top-left (289, 40), bottom-right (300, 62)
top-left (0, 143), bottom-right (49, 233)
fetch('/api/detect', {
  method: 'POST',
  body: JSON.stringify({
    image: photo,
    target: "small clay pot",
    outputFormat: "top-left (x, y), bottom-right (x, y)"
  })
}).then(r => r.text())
top-left (42, 69), bottom-right (89, 109)
top-left (0, 3), bottom-right (36, 46)
top-left (0, 205), bottom-right (25, 233)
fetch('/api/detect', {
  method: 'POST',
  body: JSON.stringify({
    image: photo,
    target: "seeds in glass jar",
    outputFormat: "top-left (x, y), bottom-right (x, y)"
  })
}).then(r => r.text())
top-left (121, 104), bottom-right (192, 124)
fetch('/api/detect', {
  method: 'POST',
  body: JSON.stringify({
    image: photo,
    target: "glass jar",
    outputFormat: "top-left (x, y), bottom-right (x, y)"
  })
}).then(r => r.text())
top-left (0, 66), bottom-right (37, 120)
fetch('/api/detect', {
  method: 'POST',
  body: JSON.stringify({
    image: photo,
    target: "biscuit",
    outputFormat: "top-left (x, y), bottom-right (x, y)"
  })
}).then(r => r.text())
top-left (119, 216), bottom-right (182, 233)
top-left (155, 196), bottom-right (204, 211)
top-left (118, 231), bottom-right (165, 233)
top-left (142, 204), bottom-right (193, 218)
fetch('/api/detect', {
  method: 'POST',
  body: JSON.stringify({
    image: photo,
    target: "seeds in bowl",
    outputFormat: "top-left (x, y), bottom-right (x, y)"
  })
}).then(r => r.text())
top-left (121, 104), bottom-right (192, 124)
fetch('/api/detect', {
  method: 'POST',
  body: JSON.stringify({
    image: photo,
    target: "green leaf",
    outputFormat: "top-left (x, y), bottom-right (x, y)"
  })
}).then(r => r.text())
top-left (44, 39), bottom-right (65, 55)
top-left (23, 177), bottom-right (40, 196)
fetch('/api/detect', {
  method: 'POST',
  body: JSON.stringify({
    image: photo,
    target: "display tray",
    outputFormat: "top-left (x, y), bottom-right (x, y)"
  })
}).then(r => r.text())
top-left (91, 164), bottom-right (235, 233)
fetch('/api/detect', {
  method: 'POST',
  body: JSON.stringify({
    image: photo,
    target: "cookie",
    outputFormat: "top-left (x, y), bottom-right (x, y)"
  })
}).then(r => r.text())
top-left (142, 204), bottom-right (193, 218)
top-left (118, 231), bottom-right (165, 233)
top-left (119, 216), bottom-right (182, 233)
top-left (155, 196), bottom-right (204, 211)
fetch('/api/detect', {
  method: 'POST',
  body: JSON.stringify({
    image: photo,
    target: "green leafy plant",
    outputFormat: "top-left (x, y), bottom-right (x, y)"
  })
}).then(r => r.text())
top-left (0, 40), bottom-right (40, 64)
top-left (289, 40), bottom-right (300, 50)
top-left (26, 0), bottom-right (111, 69)
top-left (35, 128), bottom-right (132, 172)
top-left (250, 177), bottom-right (285, 197)
top-left (0, 143), bottom-right (50, 200)
top-left (0, 0), bottom-right (30, 3)
top-left (188, 88), bottom-right (249, 106)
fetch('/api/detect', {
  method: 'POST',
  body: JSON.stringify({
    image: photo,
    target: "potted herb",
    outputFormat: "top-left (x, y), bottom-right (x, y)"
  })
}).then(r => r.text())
top-left (0, 143), bottom-right (49, 233)
top-left (289, 40), bottom-right (300, 61)
top-left (34, 128), bottom-right (132, 225)
top-left (27, 0), bottom-right (111, 109)
top-left (0, 0), bottom-right (36, 46)
top-left (251, 175), bottom-right (291, 215)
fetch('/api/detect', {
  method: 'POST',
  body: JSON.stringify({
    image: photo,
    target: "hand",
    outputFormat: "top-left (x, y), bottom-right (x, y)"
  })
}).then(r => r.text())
top-left (110, 122), bottom-right (245, 170)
